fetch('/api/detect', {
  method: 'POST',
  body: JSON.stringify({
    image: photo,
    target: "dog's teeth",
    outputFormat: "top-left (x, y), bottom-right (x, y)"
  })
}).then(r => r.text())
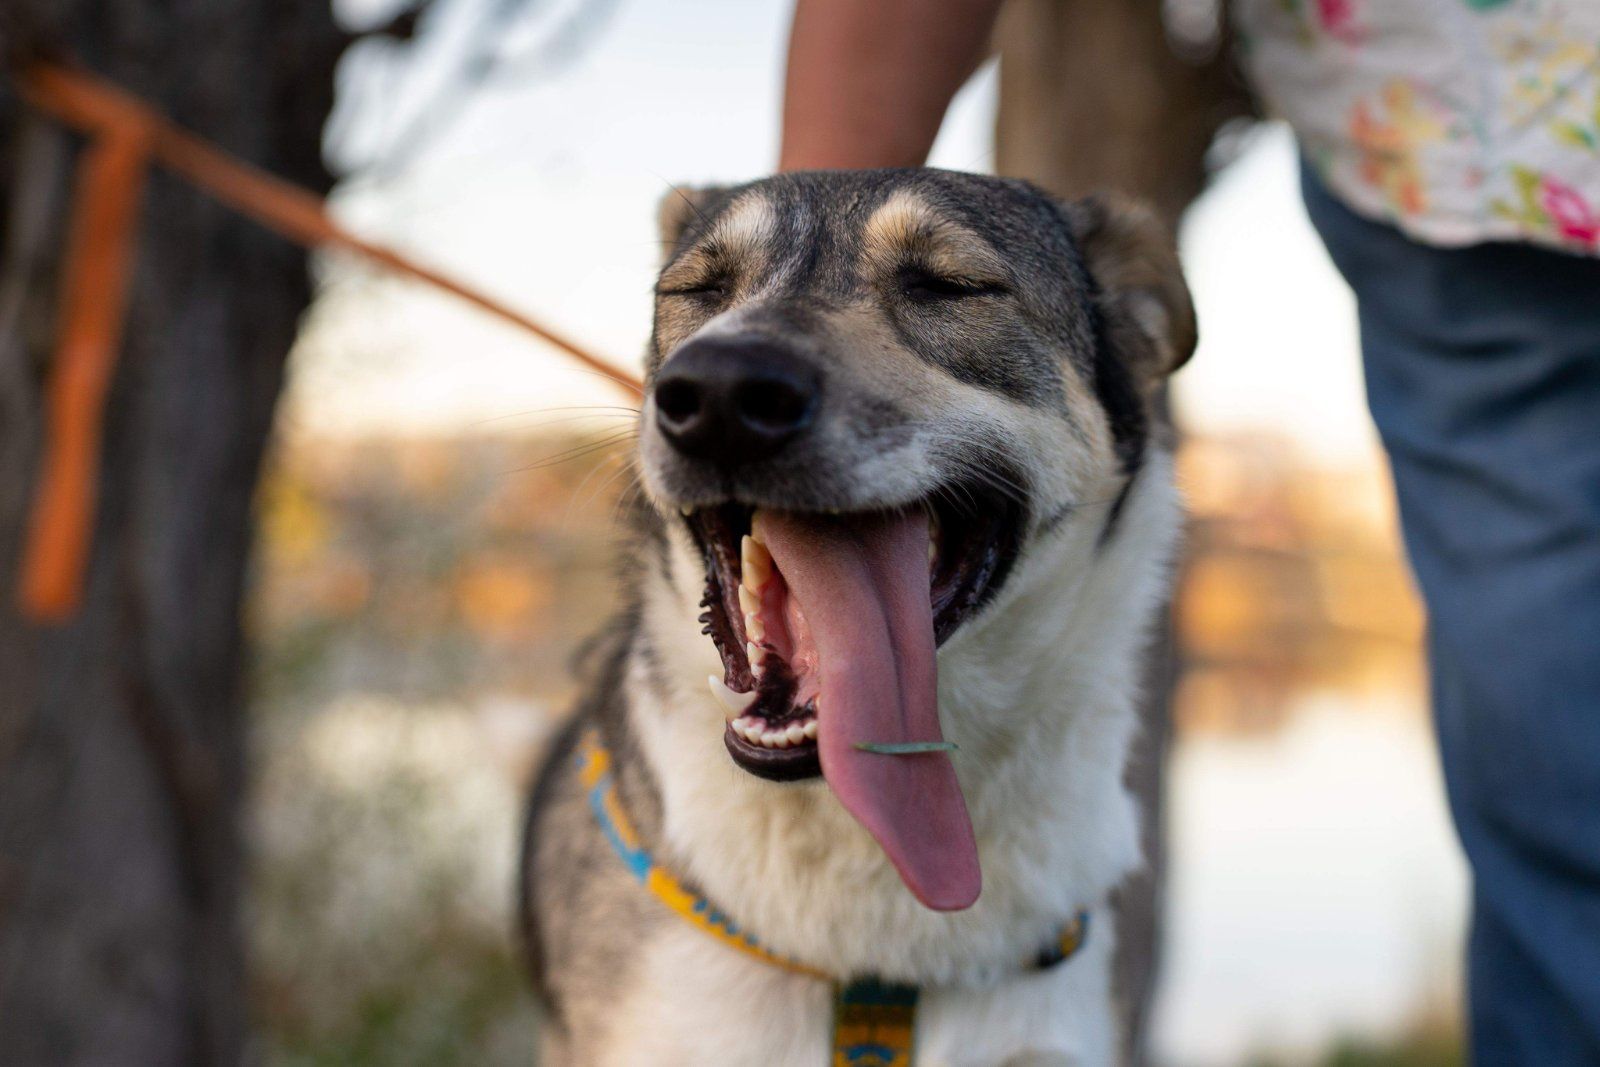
top-left (737, 583), bottom-right (765, 640)
top-left (747, 642), bottom-right (764, 672)
top-left (741, 535), bottom-right (773, 590)
top-left (708, 675), bottom-right (756, 719)
top-left (679, 505), bottom-right (693, 517)
top-left (730, 711), bottom-right (818, 750)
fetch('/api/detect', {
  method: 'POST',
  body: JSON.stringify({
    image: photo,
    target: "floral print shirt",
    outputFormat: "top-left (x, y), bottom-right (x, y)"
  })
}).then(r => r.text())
top-left (1237, 0), bottom-right (1600, 254)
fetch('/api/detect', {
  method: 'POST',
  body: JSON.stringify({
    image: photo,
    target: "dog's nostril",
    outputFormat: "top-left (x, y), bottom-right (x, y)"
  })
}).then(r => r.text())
top-left (734, 378), bottom-right (812, 431)
top-left (655, 378), bottom-right (702, 426)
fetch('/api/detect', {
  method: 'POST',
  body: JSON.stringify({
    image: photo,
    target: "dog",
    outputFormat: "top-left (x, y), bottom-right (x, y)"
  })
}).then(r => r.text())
top-left (520, 168), bottom-right (1194, 1066)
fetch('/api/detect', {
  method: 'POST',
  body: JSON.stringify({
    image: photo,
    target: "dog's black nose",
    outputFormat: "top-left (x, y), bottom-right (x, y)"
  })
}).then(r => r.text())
top-left (653, 338), bottom-right (821, 464)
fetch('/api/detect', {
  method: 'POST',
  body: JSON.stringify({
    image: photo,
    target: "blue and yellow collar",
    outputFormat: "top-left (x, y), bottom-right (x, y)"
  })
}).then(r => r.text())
top-left (575, 726), bottom-right (1089, 1066)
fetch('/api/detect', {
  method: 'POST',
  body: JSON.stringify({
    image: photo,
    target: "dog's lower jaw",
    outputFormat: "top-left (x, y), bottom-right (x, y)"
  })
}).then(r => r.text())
top-left (625, 453), bottom-right (1180, 989)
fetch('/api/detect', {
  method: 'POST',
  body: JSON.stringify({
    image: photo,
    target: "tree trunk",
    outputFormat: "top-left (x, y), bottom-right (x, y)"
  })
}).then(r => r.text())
top-left (993, 3), bottom-right (1254, 1063)
top-left (0, 4), bottom-right (343, 1063)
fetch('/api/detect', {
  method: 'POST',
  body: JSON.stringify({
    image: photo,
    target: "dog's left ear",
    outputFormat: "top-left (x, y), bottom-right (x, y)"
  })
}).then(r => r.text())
top-left (656, 185), bottom-right (727, 264)
top-left (1065, 193), bottom-right (1197, 384)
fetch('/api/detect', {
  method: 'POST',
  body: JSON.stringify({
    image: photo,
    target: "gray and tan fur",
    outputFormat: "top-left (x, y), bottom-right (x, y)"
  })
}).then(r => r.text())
top-left (520, 169), bottom-right (1194, 1066)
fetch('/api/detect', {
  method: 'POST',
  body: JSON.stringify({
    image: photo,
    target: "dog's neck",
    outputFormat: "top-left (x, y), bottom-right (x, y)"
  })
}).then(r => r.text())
top-left (619, 456), bottom-right (1179, 985)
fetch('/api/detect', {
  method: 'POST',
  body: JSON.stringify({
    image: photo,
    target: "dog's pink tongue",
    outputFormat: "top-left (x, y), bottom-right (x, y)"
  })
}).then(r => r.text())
top-left (752, 510), bottom-right (980, 911)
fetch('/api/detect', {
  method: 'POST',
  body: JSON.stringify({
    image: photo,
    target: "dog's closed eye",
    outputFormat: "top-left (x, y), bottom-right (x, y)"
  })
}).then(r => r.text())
top-left (658, 276), bottom-right (731, 302)
top-left (898, 266), bottom-right (1009, 303)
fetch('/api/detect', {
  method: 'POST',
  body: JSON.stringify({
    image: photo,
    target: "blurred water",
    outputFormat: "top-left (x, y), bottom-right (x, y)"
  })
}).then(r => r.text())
top-left (1153, 697), bottom-right (1469, 1065)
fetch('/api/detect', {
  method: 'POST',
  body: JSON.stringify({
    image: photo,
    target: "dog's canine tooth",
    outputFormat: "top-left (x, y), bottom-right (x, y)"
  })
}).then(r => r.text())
top-left (708, 675), bottom-right (757, 718)
top-left (740, 535), bottom-right (772, 590)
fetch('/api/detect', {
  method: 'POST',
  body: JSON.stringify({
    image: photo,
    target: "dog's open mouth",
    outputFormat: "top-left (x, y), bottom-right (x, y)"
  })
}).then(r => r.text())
top-left (684, 488), bottom-right (1020, 910)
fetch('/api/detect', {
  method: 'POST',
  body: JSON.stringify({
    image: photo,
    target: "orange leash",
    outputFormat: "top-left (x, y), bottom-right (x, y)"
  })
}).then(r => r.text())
top-left (12, 61), bottom-right (644, 623)
top-left (18, 109), bottom-right (153, 622)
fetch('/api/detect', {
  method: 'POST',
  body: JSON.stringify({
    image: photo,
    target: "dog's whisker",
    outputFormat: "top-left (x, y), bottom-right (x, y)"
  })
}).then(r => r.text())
top-left (474, 404), bottom-right (641, 424)
top-left (563, 450), bottom-right (638, 533)
top-left (931, 456), bottom-right (1025, 513)
top-left (598, 468), bottom-right (647, 531)
top-left (474, 411), bottom-right (638, 436)
top-left (939, 454), bottom-right (1030, 508)
top-left (591, 464), bottom-right (646, 530)
top-left (507, 430), bottom-right (637, 474)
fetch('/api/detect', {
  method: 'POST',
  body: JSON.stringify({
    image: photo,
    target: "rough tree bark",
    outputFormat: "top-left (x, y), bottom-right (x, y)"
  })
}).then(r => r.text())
top-left (0, 3), bottom-right (343, 1063)
top-left (992, 2), bottom-right (1255, 1063)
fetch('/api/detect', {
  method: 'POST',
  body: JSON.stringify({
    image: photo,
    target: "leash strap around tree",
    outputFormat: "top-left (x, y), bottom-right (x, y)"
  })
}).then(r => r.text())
top-left (575, 727), bottom-right (1090, 1067)
top-left (8, 60), bottom-right (644, 624)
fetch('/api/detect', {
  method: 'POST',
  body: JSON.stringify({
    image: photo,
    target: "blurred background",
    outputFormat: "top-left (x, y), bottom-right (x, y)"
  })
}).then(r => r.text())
top-left (1, 1), bottom-right (1469, 1065)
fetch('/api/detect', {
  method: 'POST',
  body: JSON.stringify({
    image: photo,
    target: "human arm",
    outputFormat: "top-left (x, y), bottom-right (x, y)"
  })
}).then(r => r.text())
top-left (778, 0), bottom-right (1006, 171)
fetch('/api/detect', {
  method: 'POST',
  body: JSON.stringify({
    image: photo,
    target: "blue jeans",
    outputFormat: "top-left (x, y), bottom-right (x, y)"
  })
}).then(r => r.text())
top-left (1302, 167), bottom-right (1600, 1064)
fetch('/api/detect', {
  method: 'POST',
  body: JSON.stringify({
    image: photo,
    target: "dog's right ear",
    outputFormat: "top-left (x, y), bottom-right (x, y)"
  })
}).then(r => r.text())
top-left (656, 186), bottom-right (726, 264)
top-left (1064, 193), bottom-right (1197, 385)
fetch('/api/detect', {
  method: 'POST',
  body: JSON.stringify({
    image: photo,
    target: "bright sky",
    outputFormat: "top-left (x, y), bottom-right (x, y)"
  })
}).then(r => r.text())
top-left (290, 0), bottom-right (1378, 464)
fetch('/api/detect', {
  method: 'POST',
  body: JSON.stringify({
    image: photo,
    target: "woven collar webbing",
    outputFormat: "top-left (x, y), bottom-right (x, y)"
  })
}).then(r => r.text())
top-left (575, 727), bottom-right (1089, 1064)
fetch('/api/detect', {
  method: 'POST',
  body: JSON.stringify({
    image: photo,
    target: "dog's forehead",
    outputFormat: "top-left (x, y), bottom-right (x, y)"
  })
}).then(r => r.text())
top-left (677, 171), bottom-right (1073, 283)
top-left (650, 170), bottom-right (1110, 413)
